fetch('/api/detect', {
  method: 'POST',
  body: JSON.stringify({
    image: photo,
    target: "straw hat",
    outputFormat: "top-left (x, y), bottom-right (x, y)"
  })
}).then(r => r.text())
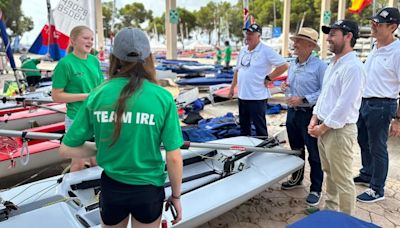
top-left (290, 27), bottom-right (320, 51)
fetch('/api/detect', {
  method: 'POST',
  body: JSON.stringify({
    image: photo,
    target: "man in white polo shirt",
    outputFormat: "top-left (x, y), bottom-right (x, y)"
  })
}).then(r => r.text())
top-left (354, 7), bottom-right (400, 203)
top-left (308, 19), bottom-right (365, 215)
top-left (229, 24), bottom-right (288, 136)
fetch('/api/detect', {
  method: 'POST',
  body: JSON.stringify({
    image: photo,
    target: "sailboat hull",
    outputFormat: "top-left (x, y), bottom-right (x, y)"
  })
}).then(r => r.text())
top-left (0, 136), bottom-right (303, 227)
top-left (0, 104), bottom-right (65, 130)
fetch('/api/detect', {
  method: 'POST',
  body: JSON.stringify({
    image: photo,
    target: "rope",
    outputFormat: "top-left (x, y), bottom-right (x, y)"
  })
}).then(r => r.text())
top-left (19, 132), bottom-right (30, 166)
top-left (0, 136), bottom-right (18, 168)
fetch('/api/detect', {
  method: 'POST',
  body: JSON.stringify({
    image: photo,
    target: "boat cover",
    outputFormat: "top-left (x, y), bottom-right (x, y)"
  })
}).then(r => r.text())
top-left (288, 210), bottom-right (379, 228)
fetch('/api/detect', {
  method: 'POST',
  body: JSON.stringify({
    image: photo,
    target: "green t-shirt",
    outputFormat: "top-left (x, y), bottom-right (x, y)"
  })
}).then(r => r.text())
top-left (224, 46), bottom-right (232, 62)
top-left (52, 53), bottom-right (104, 119)
top-left (21, 59), bottom-right (41, 77)
top-left (63, 78), bottom-right (183, 186)
top-left (217, 50), bottom-right (222, 61)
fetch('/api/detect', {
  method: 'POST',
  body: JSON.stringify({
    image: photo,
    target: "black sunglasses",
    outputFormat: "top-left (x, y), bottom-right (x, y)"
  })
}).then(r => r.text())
top-left (240, 52), bottom-right (253, 67)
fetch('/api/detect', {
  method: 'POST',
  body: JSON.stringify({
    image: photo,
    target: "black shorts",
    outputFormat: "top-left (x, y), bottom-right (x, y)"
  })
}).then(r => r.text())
top-left (99, 171), bottom-right (165, 225)
top-left (26, 76), bottom-right (41, 87)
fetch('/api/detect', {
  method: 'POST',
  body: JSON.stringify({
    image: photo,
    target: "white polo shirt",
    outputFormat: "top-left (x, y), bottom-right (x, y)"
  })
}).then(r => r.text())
top-left (363, 39), bottom-right (400, 99)
top-left (235, 42), bottom-right (286, 100)
top-left (313, 51), bottom-right (366, 129)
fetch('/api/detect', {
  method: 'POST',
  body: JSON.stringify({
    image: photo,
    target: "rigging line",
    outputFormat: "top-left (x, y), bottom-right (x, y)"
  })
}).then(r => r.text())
top-left (10, 165), bottom-right (61, 189)
top-left (17, 183), bottom-right (58, 206)
top-left (42, 196), bottom-right (80, 208)
top-left (6, 179), bottom-right (59, 201)
top-left (185, 148), bottom-right (220, 171)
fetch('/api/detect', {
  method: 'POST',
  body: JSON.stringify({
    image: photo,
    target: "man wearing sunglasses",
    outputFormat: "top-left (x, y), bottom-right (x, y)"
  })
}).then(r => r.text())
top-left (229, 23), bottom-right (288, 137)
top-left (354, 7), bottom-right (400, 203)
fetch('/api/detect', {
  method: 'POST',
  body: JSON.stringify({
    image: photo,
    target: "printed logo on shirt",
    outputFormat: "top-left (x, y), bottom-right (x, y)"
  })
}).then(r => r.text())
top-left (93, 111), bottom-right (155, 125)
top-left (74, 72), bottom-right (84, 77)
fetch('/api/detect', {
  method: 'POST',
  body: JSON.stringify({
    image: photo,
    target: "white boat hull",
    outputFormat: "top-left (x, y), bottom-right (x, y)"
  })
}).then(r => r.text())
top-left (0, 136), bottom-right (303, 227)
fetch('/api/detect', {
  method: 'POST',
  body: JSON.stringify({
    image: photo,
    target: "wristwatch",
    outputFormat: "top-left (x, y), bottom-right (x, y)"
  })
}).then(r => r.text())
top-left (302, 97), bottom-right (309, 104)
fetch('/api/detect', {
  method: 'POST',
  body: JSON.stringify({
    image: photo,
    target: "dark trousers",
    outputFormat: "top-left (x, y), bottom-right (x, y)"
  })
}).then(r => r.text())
top-left (286, 107), bottom-right (323, 193)
top-left (357, 98), bottom-right (397, 196)
top-left (238, 99), bottom-right (268, 137)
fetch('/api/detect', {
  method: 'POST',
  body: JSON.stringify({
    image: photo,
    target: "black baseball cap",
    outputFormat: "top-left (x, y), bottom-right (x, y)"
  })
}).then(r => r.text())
top-left (243, 23), bottom-right (262, 34)
top-left (322, 19), bottom-right (360, 39)
top-left (370, 7), bottom-right (400, 25)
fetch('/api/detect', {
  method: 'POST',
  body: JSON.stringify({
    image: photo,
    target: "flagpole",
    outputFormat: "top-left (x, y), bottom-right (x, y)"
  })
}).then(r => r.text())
top-left (0, 10), bottom-right (23, 94)
top-left (243, 0), bottom-right (250, 29)
top-left (46, 0), bottom-right (51, 58)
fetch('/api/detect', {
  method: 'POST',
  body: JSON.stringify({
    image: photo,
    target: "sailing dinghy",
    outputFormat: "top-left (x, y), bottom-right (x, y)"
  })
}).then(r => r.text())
top-left (0, 135), bottom-right (303, 227)
top-left (0, 122), bottom-right (66, 180)
top-left (0, 104), bottom-right (65, 130)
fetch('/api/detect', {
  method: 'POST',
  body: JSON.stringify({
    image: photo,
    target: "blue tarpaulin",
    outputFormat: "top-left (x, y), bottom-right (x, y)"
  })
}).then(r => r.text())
top-left (288, 210), bottom-right (380, 228)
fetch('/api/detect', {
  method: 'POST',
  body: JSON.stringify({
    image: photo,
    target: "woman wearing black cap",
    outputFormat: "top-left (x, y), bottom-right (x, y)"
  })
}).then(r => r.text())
top-left (59, 28), bottom-right (183, 227)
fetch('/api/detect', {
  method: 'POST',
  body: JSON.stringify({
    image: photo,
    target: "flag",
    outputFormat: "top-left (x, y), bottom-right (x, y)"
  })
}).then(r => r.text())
top-left (243, 0), bottom-right (250, 29)
top-left (0, 11), bottom-right (16, 71)
top-left (348, 0), bottom-right (373, 14)
top-left (28, 23), bottom-right (70, 61)
top-left (29, 0), bottom-right (96, 60)
top-left (250, 15), bottom-right (256, 24)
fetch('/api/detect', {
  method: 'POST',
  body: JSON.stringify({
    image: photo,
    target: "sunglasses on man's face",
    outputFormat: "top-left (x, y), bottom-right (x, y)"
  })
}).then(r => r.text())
top-left (240, 52), bottom-right (253, 67)
top-left (370, 20), bottom-right (392, 26)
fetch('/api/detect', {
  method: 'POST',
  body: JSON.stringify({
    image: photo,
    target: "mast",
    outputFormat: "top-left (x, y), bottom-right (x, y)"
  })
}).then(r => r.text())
top-left (46, 0), bottom-right (51, 58)
top-left (95, 0), bottom-right (104, 49)
top-left (281, 0), bottom-right (290, 57)
top-left (111, 0), bottom-right (116, 32)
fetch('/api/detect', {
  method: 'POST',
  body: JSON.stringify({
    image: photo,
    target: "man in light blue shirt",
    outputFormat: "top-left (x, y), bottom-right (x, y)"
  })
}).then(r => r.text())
top-left (280, 27), bottom-right (327, 206)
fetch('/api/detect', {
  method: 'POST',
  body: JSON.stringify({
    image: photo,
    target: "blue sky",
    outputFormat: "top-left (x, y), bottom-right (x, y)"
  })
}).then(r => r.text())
top-left (21, 0), bottom-right (238, 45)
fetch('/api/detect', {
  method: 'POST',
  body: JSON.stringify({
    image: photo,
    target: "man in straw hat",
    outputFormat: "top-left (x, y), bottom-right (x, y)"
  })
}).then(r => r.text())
top-left (354, 7), bottom-right (400, 203)
top-left (280, 27), bottom-right (327, 206)
top-left (308, 19), bottom-right (365, 215)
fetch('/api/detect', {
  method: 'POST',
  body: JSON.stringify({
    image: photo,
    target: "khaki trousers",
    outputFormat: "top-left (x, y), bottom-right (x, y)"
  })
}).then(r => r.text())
top-left (318, 123), bottom-right (357, 215)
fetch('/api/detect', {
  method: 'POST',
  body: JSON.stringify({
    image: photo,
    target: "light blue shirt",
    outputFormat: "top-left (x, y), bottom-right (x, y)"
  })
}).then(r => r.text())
top-left (286, 55), bottom-right (327, 107)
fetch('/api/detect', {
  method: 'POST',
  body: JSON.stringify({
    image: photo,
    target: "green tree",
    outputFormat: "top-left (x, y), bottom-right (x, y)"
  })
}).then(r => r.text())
top-left (119, 2), bottom-right (153, 29)
top-left (148, 15), bottom-right (165, 41)
top-left (177, 7), bottom-right (196, 39)
top-left (175, 7), bottom-right (197, 48)
top-left (102, 1), bottom-right (114, 38)
top-left (226, 2), bottom-right (244, 47)
top-left (195, 2), bottom-right (217, 44)
top-left (214, 2), bottom-right (232, 45)
top-left (0, 0), bottom-right (33, 36)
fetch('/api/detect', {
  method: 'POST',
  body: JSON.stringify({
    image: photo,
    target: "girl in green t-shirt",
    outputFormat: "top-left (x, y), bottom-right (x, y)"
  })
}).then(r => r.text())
top-left (59, 28), bottom-right (183, 227)
top-left (52, 25), bottom-right (104, 172)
